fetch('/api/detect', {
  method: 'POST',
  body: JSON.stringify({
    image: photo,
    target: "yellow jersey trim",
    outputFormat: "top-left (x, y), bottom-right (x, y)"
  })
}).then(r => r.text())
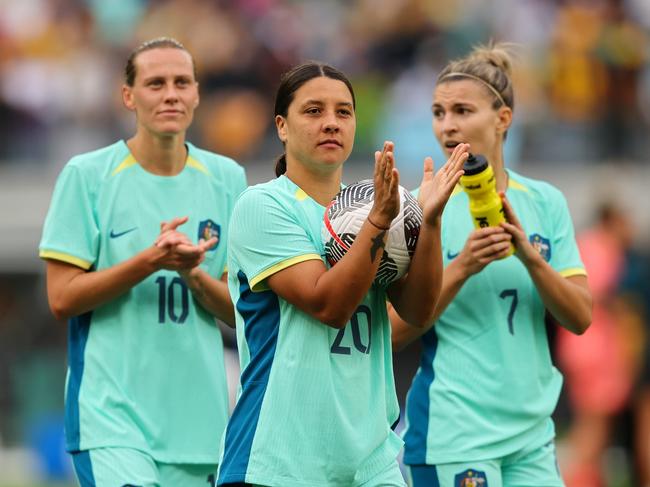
top-left (111, 154), bottom-right (137, 177)
top-left (508, 178), bottom-right (529, 192)
top-left (560, 267), bottom-right (587, 278)
top-left (250, 254), bottom-right (322, 291)
top-left (111, 154), bottom-right (210, 177)
top-left (295, 188), bottom-right (309, 201)
top-left (187, 156), bottom-right (210, 175)
top-left (40, 250), bottom-right (93, 270)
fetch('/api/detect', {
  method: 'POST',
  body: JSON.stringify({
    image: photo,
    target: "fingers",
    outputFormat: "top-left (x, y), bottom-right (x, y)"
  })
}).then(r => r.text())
top-left (383, 145), bottom-right (399, 208)
top-left (156, 231), bottom-right (192, 248)
top-left (159, 242), bottom-right (206, 270)
top-left (388, 167), bottom-right (400, 196)
top-left (370, 141), bottom-right (401, 225)
top-left (421, 156), bottom-right (434, 183)
top-left (381, 141), bottom-right (395, 181)
top-left (174, 242), bottom-right (204, 257)
top-left (423, 156), bottom-right (434, 173)
top-left (447, 143), bottom-right (470, 175)
top-left (155, 226), bottom-right (194, 245)
top-left (436, 143), bottom-right (469, 191)
top-left (469, 227), bottom-right (512, 255)
top-left (499, 193), bottom-right (526, 251)
top-left (499, 192), bottom-right (521, 227)
top-left (198, 237), bottom-right (218, 252)
top-left (160, 216), bottom-right (189, 234)
top-left (374, 141), bottom-right (395, 180)
top-left (374, 141), bottom-right (388, 174)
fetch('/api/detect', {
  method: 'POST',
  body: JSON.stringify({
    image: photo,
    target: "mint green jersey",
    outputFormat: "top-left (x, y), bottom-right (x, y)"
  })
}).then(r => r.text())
top-left (39, 140), bottom-right (246, 463)
top-left (218, 176), bottom-right (402, 487)
top-left (403, 170), bottom-right (586, 465)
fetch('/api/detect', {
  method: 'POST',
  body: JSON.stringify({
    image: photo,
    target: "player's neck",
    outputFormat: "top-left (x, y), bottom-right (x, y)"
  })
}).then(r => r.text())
top-left (127, 132), bottom-right (187, 176)
top-left (489, 150), bottom-right (507, 192)
top-left (285, 162), bottom-right (342, 207)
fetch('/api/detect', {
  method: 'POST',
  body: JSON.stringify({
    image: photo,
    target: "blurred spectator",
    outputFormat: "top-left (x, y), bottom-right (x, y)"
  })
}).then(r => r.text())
top-left (619, 248), bottom-right (650, 484)
top-left (196, 88), bottom-right (270, 160)
top-left (1, 0), bottom-right (649, 168)
top-left (556, 201), bottom-right (643, 487)
top-left (595, 0), bottom-right (649, 160)
top-left (2, 0), bottom-right (650, 483)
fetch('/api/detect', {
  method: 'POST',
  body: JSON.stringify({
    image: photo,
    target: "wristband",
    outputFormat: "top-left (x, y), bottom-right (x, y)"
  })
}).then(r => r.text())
top-left (367, 215), bottom-right (390, 231)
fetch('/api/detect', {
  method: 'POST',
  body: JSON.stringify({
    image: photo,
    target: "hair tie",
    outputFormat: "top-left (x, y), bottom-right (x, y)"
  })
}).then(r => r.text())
top-left (439, 72), bottom-right (507, 108)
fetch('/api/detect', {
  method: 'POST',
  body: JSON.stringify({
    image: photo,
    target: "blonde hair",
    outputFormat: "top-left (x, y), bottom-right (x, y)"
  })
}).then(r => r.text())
top-left (437, 42), bottom-right (516, 112)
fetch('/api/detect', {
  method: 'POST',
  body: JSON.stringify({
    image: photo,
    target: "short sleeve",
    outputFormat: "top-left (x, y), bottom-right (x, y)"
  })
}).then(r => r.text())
top-left (39, 164), bottom-right (99, 270)
top-left (235, 166), bottom-right (248, 200)
top-left (547, 189), bottom-right (586, 278)
top-left (229, 188), bottom-right (322, 291)
top-left (220, 164), bottom-right (247, 276)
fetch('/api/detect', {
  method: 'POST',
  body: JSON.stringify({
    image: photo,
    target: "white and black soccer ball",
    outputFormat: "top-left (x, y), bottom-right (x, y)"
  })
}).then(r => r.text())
top-left (322, 179), bottom-right (423, 287)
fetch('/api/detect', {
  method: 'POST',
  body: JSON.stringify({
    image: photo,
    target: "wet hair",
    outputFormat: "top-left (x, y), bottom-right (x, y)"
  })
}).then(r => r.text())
top-left (437, 42), bottom-right (515, 113)
top-left (273, 61), bottom-right (356, 177)
top-left (124, 37), bottom-right (196, 87)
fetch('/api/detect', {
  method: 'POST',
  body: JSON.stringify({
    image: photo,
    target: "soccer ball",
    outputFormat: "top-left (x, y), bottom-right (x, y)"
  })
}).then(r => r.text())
top-left (322, 180), bottom-right (423, 287)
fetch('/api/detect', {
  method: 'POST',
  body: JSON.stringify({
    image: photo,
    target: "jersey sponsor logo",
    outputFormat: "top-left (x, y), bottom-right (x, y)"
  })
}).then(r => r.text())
top-left (529, 233), bottom-right (551, 261)
top-left (454, 468), bottom-right (488, 487)
top-left (198, 219), bottom-right (220, 251)
top-left (109, 227), bottom-right (137, 238)
top-left (446, 249), bottom-right (459, 260)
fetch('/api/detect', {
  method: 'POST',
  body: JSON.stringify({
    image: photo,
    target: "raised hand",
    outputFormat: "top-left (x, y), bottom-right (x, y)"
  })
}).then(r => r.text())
top-left (418, 143), bottom-right (469, 225)
top-left (368, 141), bottom-right (400, 229)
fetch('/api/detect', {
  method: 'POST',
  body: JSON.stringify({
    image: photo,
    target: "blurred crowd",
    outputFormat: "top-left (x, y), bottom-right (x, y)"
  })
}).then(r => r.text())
top-left (2, 0), bottom-right (650, 484)
top-left (1, 0), bottom-right (650, 171)
top-left (555, 202), bottom-right (650, 486)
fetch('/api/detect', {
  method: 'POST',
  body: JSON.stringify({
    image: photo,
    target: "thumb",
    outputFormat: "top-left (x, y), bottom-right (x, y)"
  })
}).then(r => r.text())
top-left (423, 156), bottom-right (434, 175)
top-left (421, 157), bottom-right (434, 184)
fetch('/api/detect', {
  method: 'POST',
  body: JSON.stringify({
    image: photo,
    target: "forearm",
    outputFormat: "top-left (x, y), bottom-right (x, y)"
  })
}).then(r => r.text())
top-left (47, 247), bottom-right (161, 320)
top-left (271, 218), bottom-right (388, 329)
top-left (390, 305), bottom-right (425, 351)
top-left (526, 256), bottom-right (592, 334)
top-left (389, 220), bottom-right (442, 327)
top-left (430, 259), bottom-right (470, 322)
top-left (180, 269), bottom-right (235, 326)
top-left (390, 259), bottom-right (469, 350)
top-left (313, 220), bottom-right (387, 326)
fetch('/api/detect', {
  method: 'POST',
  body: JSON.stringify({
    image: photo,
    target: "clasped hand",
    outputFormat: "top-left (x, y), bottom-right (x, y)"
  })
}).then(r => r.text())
top-left (153, 216), bottom-right (217, 271)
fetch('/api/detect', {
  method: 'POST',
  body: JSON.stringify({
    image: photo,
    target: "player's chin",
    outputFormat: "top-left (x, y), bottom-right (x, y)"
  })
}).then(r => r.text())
top-left (155, 122), bottom-right (189, 136)
top-left (318, 154), bottom-right (349, 169)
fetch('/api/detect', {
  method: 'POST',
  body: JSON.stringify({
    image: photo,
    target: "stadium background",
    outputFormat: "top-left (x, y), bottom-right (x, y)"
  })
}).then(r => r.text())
top-left (1, 0), bottom-right (649, 485)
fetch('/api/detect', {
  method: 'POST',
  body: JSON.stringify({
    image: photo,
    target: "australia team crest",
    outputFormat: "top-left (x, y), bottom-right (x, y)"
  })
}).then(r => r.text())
top-left (455, 469), bottom-right (488, 487)
top-left (529, 233), bottom-right (551, 262)
top-left (198, 219), bottom-right (220, 251)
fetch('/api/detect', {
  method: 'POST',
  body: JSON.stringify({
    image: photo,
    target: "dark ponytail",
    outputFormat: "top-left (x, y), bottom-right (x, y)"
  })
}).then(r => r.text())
top-left (275, 154), bottom-right (287, 177)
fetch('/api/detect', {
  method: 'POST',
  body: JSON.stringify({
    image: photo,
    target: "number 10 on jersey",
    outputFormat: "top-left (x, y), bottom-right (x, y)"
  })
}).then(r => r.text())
top-left (155, 276), bottom-right (190, 324)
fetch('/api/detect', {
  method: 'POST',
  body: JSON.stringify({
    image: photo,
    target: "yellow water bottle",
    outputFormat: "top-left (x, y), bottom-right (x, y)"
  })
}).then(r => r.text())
top-left (459, 153), bottom-right (514, 257)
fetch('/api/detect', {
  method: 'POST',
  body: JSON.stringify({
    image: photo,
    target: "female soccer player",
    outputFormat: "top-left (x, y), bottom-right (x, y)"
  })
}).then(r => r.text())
top-left (391, 43), bottom-right (593, 486)
top-left (39, 38), bottom-right (246, 486)
top-left (216, 61), bottom-right (467, 487)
